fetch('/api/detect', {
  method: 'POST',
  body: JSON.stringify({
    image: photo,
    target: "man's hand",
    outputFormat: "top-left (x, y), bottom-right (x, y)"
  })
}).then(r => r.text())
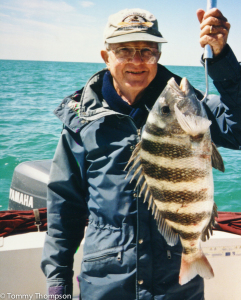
top-left (197, 8), bottom-right (230, 56)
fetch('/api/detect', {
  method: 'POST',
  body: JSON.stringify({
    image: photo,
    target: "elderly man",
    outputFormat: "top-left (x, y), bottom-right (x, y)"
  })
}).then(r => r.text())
top-left (41, 8), bottom-right (241, 300)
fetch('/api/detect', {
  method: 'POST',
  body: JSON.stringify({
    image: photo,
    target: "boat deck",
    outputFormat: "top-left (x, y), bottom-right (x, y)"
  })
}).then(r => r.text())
top-left (0, 230), bottom-right (241, 299)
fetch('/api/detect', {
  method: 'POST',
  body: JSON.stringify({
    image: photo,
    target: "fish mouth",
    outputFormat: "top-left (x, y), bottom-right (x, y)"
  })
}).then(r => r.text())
top-left (167, 77), bottom-right (193, 97)
top-left (168, 77), bottom-right (203, 114)
top-left (180, 77), bottom-right (193, 97)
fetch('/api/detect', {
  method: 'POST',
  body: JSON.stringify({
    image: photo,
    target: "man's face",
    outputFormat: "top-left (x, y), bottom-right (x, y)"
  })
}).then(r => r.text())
top-left (101, 41), bottom-right (161, 103)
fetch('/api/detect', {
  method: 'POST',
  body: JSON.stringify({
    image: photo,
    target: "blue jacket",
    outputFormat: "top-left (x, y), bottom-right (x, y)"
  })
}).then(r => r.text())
top-left (41, 45), bottom-right (241, 300)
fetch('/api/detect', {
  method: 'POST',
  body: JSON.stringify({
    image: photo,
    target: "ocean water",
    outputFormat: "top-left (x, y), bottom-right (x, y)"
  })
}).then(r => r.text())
top-left (0, 60), bottom-right (241, 212)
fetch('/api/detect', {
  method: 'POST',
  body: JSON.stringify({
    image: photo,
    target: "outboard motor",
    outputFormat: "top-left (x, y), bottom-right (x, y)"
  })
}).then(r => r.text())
top-left (8, 160), bottom-right (52, 210)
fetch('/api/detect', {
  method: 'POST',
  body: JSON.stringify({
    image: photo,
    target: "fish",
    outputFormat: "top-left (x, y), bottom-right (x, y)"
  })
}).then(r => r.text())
top-left (125, 77), bottom-right (225, 285)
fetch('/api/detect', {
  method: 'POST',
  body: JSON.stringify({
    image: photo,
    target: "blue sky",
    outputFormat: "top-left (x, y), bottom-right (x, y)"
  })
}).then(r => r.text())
top-left (0, 0), bottom-right (240, 66)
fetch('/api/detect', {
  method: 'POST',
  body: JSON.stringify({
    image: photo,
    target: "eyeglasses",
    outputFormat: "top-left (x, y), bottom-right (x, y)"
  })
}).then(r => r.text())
top-left (108, 46), bottom-right (160, 64)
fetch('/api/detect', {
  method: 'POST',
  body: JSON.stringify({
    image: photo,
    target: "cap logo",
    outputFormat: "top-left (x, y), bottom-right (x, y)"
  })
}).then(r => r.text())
top-left (104, 9), bottom-right (167, 43)
top-left (117, 14), bottom-right (153, 31)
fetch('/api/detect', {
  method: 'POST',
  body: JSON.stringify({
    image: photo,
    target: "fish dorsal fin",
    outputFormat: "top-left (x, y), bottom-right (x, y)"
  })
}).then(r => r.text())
top-left (174, 104), bottom-right (211, 136)
top-left (201, 203), bottom-right (218, 242)
top-left (141, 179), bottom-right (179, 246)
top-left (143, 186), bottom-right (179, 246)
top-left (155, 209), bottom-right (180, 246)
top-left (211, 142), bottom-right (225, 172)
top-left (125, 142), bottom-right (142, 178)
top-left (125, 142), bottom-right (179, 247)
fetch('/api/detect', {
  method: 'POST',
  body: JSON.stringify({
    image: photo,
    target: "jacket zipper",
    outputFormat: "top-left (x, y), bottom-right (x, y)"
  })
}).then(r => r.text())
top-left (84, 251), bottom-right (122, 263)
top-left (126, 116), bottom-right (142, 300)
top-left (167, 250), bottom-right (182, 259)
top-left (127, 117), bottom-right (141, 141)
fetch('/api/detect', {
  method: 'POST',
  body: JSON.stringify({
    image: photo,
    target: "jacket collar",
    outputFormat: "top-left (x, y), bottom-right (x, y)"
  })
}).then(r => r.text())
top-left (53, 64), bottom-right (193, 133)
top-left (54, 68), bottom-right (119, 132)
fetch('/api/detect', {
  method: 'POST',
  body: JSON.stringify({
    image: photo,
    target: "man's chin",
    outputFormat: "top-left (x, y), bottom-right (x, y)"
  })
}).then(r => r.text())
top-left (125, 81), bottom-right (148, 90)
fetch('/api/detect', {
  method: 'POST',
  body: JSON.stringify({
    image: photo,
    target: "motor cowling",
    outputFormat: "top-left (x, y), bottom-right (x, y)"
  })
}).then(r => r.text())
top-left (9, 160), bottom-right (52, 210)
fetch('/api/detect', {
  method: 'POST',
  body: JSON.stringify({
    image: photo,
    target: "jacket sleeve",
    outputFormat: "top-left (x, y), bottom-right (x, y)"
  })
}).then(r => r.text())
top-left (202, 44), bottom-right (241, 149)
top-left (41, 127), bottom-right (88, 297)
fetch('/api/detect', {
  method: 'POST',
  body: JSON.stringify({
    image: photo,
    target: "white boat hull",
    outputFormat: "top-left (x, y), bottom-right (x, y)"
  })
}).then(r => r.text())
top-left (0, 230), bottom-right (241, 299)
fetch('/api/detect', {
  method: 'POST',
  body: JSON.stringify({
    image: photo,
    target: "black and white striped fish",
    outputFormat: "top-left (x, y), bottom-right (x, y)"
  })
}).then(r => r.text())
top-left (126, 77), bottom-right (225, 285)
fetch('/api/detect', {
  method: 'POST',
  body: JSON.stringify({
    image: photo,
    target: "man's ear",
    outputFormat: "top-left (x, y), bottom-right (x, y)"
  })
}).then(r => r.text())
top-left (157, 51), bottom-right (161, 62)
top-left (101, 50), bottom-right (110, 68)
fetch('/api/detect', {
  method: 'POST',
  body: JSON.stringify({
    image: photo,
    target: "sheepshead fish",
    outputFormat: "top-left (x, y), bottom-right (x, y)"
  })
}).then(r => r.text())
top-left (126, 77), bottom-right (224, 285)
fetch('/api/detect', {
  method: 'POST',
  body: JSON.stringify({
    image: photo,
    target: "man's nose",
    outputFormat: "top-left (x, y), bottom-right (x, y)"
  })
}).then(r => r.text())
top-left (130, 50), bottom-right (143, 64)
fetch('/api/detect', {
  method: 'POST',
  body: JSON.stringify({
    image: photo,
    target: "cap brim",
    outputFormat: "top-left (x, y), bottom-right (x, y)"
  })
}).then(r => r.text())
top-left (106, 32), bottom-right (168, 44)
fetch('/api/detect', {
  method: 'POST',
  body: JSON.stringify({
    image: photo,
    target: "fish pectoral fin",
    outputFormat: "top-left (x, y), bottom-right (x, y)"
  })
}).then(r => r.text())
top-left (211, 142), bottom-right (225, 172)
top-left (179, 250), bottom-right (214, 285)
top-left (174, 103), bottom-right (211, 136)
top-left (201, 203), bottom-right (218, 242)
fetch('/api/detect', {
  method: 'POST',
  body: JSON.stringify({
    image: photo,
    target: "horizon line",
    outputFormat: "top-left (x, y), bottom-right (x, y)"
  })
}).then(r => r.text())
top-left (0, 58), bottom-right (202, 67)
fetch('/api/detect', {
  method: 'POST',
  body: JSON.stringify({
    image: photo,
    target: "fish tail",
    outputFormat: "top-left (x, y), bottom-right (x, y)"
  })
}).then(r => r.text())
top-left (179, 250), bottom-right (214, 285)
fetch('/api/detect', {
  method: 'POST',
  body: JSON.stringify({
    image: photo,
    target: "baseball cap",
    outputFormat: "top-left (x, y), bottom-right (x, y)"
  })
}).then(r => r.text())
top-left (104, 8), bottom-right (168, 44)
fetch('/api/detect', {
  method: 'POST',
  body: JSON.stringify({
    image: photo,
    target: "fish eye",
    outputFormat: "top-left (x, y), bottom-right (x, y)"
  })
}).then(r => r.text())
top-left (161, 106), bottom-right (170, 115)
